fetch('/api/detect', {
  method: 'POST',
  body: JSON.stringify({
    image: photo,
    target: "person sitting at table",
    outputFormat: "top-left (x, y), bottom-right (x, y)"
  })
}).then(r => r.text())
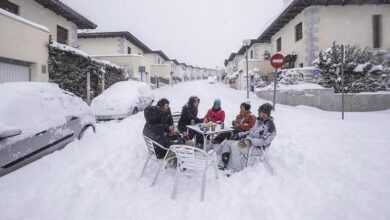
top-left (203, 99), bottom-right (225, 123)
top-left (220, 103), bottom-right (276, 172)
top-left (177, 96), bottom-right (204, 146)
top-left (212, 102), bottom-right (256, 146)
top-left (143, 98), bottom-right (186, 159)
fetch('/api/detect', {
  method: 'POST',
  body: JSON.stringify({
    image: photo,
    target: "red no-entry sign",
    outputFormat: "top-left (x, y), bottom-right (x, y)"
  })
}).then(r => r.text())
top-left (270, 53), bottom-right (284, 69)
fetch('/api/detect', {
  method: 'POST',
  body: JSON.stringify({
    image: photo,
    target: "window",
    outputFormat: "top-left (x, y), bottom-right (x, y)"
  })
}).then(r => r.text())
top-left (127, 47), bottom-right (132, 54)
top-left (372, 15), bottom-right (382, 49)
top-left (299, 63), bottom-right (304, 68)
top-left (0, 0), bottom-right (19, 15)
top-left (158, 58), bottom-right (161, 64)
top-left (250, 50), bottom-right (254, 59)
top-left (295, 22), bottom-right (303, 41)
top-left (277, 37), bottom-right (282, 52)
top-left (56, 25), bottom-right (68, 45)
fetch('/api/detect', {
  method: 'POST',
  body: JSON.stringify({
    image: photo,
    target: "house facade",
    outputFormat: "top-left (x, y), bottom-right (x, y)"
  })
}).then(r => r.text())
top-left (0, 0), bottom-right (96, 83)
top-left (78, 32), bottom-right (153, 83)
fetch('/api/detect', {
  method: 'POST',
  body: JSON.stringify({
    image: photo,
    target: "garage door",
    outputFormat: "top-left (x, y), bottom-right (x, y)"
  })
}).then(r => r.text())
top-left (0, 62), bottom-right (30, 83)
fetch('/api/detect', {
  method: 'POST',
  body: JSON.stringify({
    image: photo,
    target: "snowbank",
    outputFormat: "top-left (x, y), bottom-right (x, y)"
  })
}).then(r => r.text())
top-left (0, 81), bottom-right (389, 220)
top-left (256, 83), bottom-right (325, 91)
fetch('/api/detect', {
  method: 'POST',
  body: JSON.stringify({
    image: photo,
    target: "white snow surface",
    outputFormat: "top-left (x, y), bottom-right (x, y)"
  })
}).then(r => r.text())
top-left (0, 8), bottom-right (49, 32)
top-left (256, 83), bottom-right (326, 91)
top-left (0, 81), bottom-right (389, 220)
top-left (0, 82), bottom-right (95, 146)
top-left (91, 81), bottom-right (153, 115)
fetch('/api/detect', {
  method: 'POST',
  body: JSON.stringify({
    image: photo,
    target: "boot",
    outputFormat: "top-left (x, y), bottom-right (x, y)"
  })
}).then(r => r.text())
top-left (221, 152), bottom-right (230, 169)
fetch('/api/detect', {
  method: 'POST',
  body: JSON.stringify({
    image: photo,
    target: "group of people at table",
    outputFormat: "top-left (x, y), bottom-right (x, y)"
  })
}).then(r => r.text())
top-left (143, 96), bottom-right (277, 172)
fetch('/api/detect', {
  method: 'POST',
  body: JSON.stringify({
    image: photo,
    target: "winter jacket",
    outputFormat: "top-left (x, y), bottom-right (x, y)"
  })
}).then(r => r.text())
top-left (143, 106), bottom-right (172, 158)
top-left (234, 111), bottom-right (256, 132)
top-left (204, 108), bottom-right (225, 123)
top-left (178, 97), bottom-right (203, 132)
top-left (238, 117), bottom-right (276, 148)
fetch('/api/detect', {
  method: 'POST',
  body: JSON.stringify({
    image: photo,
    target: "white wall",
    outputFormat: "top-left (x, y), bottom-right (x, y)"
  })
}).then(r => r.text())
top-left (79, 37), bottom-right (146, 56)
top-left (10, 0), bottom-right (79, 47)
top-left (0, 10), bottom-right (49, 82)
top-left (270, 4), bottom-right (390, 67)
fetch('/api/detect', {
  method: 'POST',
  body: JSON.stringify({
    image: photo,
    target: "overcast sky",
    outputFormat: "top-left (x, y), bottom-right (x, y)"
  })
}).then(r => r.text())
top-left (62, 0), bottom-right (289, 69)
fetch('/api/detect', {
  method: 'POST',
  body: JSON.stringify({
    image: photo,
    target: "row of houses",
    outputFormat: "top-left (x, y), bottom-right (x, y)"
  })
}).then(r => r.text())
top-left (223, 0), bottom-right (390, 90)
top-left (0, 0), bottom-right (218, 85)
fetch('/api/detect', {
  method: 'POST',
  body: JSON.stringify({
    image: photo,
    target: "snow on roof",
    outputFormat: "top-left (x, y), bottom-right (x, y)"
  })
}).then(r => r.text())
top-left (0, 8), bottom-right (49, 32)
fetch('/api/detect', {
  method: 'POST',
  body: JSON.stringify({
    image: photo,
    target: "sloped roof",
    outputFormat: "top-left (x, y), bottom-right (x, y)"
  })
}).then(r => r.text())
top-left (149, 50), bottom-right (170, 61)
top-left (257, 0), bottom-right (389, 43)
top-left (35, 0), bottom-right (96, 29)
top-left (78, 31), bottom-right (152, 53)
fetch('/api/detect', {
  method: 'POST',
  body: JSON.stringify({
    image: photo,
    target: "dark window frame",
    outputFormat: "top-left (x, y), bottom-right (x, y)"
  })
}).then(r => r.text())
top-left (372, 15), bottom-right (382, 49)
top-left (127, 47), bottom-right (132, 54)
top-left (250, 50), bottom-right (254, 59)
top-left (0, 0), bottom-right (19, 15)
top-left (277, 37), bottom-right (282, 52)
top-left (295, 22), bottom-right (303, 42)
top-left (56, 25), bottom-right (68, 45)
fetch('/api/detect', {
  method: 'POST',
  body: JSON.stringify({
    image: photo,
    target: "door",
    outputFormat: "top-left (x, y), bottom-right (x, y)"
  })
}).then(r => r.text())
top-left (0, 62), bottom-right (30, 83)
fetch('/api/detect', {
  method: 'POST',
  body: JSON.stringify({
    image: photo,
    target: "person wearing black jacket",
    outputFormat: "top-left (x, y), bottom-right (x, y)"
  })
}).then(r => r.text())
top-left (178, 96), bottom-right (204, 146)
top-left (143, 98), bottom-right (184, 159)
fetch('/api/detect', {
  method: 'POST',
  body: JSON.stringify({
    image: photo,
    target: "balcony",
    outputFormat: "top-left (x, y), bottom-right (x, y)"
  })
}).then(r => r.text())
top-left (238, 59), bottom-right (273, 75)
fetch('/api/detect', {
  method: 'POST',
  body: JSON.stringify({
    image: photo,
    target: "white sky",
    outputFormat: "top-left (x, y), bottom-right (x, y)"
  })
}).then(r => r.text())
top-left (62, 0), bottom-right (288, 69)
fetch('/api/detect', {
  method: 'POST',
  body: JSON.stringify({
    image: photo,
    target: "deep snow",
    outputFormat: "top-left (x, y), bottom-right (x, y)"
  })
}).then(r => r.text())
top-left (0, 81), bottom-right (389, 220)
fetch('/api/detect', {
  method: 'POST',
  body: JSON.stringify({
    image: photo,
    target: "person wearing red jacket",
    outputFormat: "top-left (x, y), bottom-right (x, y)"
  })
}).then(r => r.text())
top-left (203, 99), bottom-right (225, 123)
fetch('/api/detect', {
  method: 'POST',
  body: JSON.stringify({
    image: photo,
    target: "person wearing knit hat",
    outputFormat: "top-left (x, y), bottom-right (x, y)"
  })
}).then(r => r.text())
top-left (204, 98), bottom-right (225, 123)
top-left (210, 101), bottom-right (256, 152)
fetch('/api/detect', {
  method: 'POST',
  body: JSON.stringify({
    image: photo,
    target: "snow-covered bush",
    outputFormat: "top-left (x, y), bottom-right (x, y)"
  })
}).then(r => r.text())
top-left (315, 43), bottom-right (389, 93)
top-left (278, 69), bottom-right (301, 85)
top-left (48, 39), bottom-right (126, 101)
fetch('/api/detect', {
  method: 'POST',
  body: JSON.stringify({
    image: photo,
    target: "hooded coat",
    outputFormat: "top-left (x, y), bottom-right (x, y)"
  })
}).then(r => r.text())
top-left (177, 96), bottom-right (203, 132)
top-left (238, 117), bottom-right (276, 148)
top-left (143, 106), bottom-right (172, 158)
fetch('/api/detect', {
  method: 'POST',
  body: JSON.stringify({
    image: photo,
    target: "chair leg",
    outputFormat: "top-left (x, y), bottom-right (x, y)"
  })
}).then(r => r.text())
top-left (246, 147), bottom-right (253, 167)
top-left (151, 150), bottom-right (170, 186)
top-left (171, 165), bottom-right (180, 199)
top-left (214, 154), bottom-right (218, 180)
top-left (200, 168), bottom-right (207, 201)
top-left (140, 154), bottom-right (151, 177)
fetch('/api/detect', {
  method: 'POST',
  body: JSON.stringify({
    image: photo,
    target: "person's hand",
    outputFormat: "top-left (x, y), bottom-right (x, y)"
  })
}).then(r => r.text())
top-left (231, 134), bottom-right (240, 140)
top-left (168, 130), bottom-right (177, 136)
top-left (169, 125), bottom-right (175, 131)
top-left (203, 118), bottom-right (208, 123)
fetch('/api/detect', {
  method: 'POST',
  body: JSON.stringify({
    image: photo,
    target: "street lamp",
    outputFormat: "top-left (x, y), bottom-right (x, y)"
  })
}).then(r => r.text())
top-left (243, 39), bottom-right (251, 99)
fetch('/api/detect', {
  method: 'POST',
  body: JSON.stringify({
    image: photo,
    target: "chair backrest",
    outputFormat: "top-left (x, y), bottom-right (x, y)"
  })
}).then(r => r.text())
top-left (171, 145), bottom-right (208, 171)
top-left (172, 112), bottom-right (181, 125)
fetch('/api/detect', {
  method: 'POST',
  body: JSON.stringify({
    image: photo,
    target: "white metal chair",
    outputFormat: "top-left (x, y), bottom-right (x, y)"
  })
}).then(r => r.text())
top-left (141, 135), bottom-right (176, 186)
top-left (242, 145), bottom-right (274, 175)
top-left (170, 145), bottom-right (218, 201)
top-left (171, 112), bottom-right (181, 126)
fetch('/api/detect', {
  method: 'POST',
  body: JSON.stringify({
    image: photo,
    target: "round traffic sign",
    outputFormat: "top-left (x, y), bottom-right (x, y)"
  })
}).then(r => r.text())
top-left (270, 53), bottom-right (284, 69)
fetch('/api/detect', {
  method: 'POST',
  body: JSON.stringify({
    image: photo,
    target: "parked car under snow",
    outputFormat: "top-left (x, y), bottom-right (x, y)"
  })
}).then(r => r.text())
top-left (0, 82), bottom-right (96, 177)
top-left (91, 81), bottom-right (155, 121)
top-left (208, 76), bottom-right (218, 84)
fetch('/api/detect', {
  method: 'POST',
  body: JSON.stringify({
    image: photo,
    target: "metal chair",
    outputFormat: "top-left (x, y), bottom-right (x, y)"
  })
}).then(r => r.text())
top-left (242, 145), bottom-right (274, 175)
top-left (170, 145), bottom-right (218, 201)
top-left (141, 135), bottom-right (176, 186)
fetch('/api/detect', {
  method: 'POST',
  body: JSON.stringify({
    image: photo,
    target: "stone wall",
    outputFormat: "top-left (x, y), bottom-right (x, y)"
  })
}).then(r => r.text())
top-left (256, 89), bottom-right (390, 112)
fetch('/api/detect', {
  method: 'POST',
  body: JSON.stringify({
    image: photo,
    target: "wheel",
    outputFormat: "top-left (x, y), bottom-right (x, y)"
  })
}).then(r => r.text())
top-left (78, 125), bottom-right (95, 139)
top-left (132, 107), bottom-right (139, 114)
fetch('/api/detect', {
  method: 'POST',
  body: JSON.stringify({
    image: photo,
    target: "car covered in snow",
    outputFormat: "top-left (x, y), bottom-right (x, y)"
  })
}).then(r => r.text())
top-left (90, 81), bottom-right (154, 120)
top-left (0, 82), bottom-right (96, 177)
top-left (208, 76), bottom-right (218, 84)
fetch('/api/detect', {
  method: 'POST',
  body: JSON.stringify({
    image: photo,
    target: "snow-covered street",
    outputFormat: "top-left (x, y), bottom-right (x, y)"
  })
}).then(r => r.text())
top-left (1, 81), bottom-right (389, 220)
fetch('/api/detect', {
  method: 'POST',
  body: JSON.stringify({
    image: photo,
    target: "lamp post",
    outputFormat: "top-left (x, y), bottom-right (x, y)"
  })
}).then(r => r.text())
top-left (243, 39), bottom-right (251, 99)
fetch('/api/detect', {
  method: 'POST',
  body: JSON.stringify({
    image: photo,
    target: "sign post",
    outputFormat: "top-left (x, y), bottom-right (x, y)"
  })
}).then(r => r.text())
top-left (270, 53), bottom-right (284, 111)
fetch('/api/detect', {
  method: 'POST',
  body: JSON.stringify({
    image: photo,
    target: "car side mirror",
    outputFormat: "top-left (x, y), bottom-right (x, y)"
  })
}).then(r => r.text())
top-left (0, 128), bottom-right (22, 140)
